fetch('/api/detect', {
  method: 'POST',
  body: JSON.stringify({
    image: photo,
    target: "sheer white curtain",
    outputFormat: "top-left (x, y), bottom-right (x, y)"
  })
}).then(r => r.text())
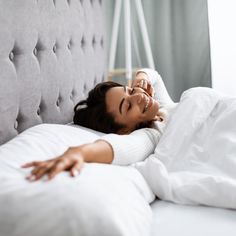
top-left (208, 0), bottom-right (236, 97)
top-left (103, 0), bottom-right (211, 100)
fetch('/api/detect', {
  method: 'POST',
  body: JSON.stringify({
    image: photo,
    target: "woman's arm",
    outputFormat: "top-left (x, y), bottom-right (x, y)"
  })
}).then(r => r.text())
top-left (22, 140), bottom-right (113, 181)
top-left (132, 71), bottom-right (155, 97)
top-left (100, 128), bottom-right (160, 165)
top-left (23, 127), bottom-right (159, 181)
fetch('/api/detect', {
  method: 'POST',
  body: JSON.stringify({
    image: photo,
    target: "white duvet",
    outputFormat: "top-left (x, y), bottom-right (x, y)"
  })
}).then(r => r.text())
top-left (136, 87), bottom-right (236, 209)
top-left (0, 124), bottom-right (155, 236)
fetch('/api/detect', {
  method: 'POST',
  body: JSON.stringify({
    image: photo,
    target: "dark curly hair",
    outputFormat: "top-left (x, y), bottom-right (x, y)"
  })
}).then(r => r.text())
top-left (73, 81), bottom-right (126, 133)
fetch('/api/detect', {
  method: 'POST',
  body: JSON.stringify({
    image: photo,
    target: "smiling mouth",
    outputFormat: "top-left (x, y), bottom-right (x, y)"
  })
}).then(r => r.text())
top-left (143, 96), bottom-right (151, 113)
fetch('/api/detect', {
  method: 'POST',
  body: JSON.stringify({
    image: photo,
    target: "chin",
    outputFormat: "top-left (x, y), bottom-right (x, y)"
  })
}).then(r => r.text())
top-left (144, 100), bottom-right (159, 119)
top-left (151, 101), bottom-right (159, 113)
top-left (153, 100), bottom-right (159, 109)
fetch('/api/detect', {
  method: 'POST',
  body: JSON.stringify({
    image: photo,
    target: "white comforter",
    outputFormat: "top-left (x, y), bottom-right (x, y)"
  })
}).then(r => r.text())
top-left (136, 87), bottom-right (236, 209)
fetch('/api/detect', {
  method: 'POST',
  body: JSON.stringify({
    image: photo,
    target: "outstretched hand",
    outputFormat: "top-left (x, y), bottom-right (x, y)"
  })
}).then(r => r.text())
top-left (22, 147), bottom-right (84, 181)
top-left (132, 72), bottom-right (155, 97)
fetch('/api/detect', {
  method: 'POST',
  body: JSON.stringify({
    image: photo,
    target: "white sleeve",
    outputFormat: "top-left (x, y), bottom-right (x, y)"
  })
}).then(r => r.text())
top-left (136, 68), bottom-right (175, 106)
top-left (100, 128), bottom-right (160, 166)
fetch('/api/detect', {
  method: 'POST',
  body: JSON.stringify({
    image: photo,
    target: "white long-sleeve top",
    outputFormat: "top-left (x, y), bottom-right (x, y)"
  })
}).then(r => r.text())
top-left (101, 69), bottom-right (177, 165)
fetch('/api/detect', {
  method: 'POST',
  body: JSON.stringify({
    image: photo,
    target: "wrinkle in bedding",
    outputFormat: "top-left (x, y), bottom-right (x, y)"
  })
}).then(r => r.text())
top-left (135, 87), bottom-right (236, 209)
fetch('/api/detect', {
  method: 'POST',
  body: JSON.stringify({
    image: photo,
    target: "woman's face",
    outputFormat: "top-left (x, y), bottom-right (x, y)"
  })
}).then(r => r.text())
top-left (105, 86), bottom-right (161, 134)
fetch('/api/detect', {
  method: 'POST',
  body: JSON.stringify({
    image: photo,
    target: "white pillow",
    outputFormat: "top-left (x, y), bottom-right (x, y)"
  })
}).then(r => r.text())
top-left (0, 124), bottom-right (155, 236)
top-left (67, 122), bottom-right (106, 137)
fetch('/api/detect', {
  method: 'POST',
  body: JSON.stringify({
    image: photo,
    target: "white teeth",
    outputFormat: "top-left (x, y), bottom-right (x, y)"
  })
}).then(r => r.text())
top-left (144, 98), bottom-right (149, 112)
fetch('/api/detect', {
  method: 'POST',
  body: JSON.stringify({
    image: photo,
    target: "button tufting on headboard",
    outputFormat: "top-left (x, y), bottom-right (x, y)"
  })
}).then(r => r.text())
top-left (14, 120), bottom-right (18, 130)
top-left (67, 41), bottom-right (72, 50)
top-left (0, 0), bottom-right (107, 144)
top-left (70, 94), bottom-right (73, 100)
top-left (100, 37), bottom-right (104, 48)
top-left (33, 48), bottom-right (38, 56)
top-left (53, 44), bottom-right (57, 53)
top-left (92, 35), bottom-right (96, 49)
top-left (56, 98), bottom-right (60, 107)
top-left (80, 36), bottom-right (85, 51)
top-left (9, 51), bottom-right (15, 62)
top-left (37, 107), bottom-right (41, 116)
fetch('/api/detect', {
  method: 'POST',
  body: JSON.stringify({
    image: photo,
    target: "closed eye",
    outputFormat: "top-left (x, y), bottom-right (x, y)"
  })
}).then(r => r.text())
top-left (127, 88), bottom-right (135, 111)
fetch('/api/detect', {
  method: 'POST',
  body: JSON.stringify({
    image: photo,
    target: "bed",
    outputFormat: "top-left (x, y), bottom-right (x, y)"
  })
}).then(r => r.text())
top-left (0, 1), bottom-right (236, 236)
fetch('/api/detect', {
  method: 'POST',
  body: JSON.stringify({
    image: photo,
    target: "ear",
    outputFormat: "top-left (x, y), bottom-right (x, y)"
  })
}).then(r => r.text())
top-left (152, 115), bottom-right (162, 122)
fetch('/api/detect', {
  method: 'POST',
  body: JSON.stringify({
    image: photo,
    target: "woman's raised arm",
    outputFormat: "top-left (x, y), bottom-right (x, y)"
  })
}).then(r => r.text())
top-left (135, 68), bottom-right (175, 106)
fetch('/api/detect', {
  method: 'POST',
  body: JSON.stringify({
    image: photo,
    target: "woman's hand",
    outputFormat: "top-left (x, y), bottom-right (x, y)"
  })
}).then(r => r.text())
top-left (22, 140), bottom-right (114, 182)
top-left (22, 147), bottom-right (84, 181)
top-left (132, 72), bottom-right (155, 97)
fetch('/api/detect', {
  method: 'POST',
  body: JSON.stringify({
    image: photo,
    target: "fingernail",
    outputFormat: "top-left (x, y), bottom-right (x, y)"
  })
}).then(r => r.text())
top-left (26, 175), bottom-right (36, 181)
top-left (73, 170), bottom-right (79, 176)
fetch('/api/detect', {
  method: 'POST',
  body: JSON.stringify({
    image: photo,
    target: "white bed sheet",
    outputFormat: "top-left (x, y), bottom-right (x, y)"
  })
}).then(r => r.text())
top-left (151, 200), bottom-right (236, 236)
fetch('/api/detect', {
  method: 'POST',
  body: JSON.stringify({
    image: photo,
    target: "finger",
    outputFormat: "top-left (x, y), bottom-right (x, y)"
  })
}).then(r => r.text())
top-left (47, 162), bottom-right (63, 180)
top-left (47, 160), bottom-right (72, 180)
top-left (29, 162), bottom-right (48, 175)
top-left (139, 79), bottom-right (144, 88)
top-left (26, 158), bottom-right (67, 182)
top-left (142, 79), bottom-right (148, 90)
top-left (31, 165), bottom-right (43, 175)
top-left (131, 80), bottom-right (135, 88)
top-left (137, 79), bottom-right (145, 88)
top-left (21, 161), bottom-right (42, 168)
top-left (32, 162), bottom-right (55, 181)
top-left (70, 158), bottom-right (84, 177)
top-left (132, 78), bottom-right (140, 87)
top-left (132, 81), bottom-right (139, 88)
top-left (26, 166), bottom-right (44, 181)
top-left (146, 84), bottom-right (155, 97)
top-left (150, 87), bottom-right (155, 97)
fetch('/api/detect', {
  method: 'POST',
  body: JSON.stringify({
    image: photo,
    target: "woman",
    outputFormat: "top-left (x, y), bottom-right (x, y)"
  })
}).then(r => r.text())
top-left (23, 69), bottom-right (177, 181)
top-left (22, 69), bottom-right (236, 209)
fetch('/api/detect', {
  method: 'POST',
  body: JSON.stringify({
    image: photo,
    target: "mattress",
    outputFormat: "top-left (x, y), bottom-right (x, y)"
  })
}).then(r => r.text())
top-left (1, 123), bottom-right (236, 236)
top-left (151, 200), bottom-right (236, 236)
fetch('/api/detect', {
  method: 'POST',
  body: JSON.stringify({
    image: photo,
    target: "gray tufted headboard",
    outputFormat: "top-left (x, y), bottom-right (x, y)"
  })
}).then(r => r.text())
top-left (0, 0), bottom-right (107, 145)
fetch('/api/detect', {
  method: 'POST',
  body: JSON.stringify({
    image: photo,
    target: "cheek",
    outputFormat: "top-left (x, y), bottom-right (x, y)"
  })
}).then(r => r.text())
top-left (130, 109), bottom-right (145, 123)
top-left (149, 101), bottom-right (159, 113)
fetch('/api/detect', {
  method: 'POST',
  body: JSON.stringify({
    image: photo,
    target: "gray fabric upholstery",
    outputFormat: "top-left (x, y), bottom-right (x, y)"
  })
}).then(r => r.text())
top-left (0, 0), bottom-right (107, 144)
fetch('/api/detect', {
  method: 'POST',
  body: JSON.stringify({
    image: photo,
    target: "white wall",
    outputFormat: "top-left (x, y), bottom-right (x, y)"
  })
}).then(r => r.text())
top-left (208, 0), bottom-right (236, 96)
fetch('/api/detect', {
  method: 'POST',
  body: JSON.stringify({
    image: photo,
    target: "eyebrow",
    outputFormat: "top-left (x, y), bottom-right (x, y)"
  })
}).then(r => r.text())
top-left (119, 86), bottom-right (126, 114)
